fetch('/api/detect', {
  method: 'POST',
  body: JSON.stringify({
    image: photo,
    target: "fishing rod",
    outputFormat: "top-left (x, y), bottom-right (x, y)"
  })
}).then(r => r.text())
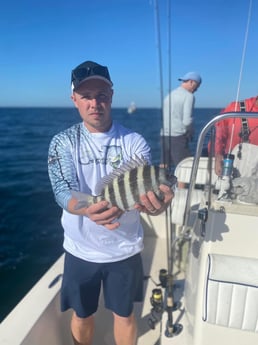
top-left (153, 0), bottom-right (174, 278)
top-left (148, 0), bottom-right (182, 338)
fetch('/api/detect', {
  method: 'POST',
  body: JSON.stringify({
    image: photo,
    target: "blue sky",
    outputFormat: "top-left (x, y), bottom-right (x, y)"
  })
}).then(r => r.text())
top-left (1, 0), bottom-right (257, 108)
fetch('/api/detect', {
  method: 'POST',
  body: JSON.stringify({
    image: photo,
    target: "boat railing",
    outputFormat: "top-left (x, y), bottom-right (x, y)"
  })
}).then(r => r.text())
top-left (182, 111), bottom-right (258, 234)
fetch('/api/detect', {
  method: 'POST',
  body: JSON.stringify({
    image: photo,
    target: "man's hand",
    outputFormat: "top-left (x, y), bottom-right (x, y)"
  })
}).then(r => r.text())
top-left (85, 201), bottom-right (124, 230)
top-left (134, 184), bottom-right (174, 215)
top-left (68, 198), bottom-right (123, 230)
top-left (185, 125), bottom-right (194, 142)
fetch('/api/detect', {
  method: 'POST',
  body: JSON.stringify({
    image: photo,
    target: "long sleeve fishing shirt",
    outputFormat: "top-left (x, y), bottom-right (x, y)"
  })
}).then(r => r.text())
top-left (162, 86), bottom-right (195, 136)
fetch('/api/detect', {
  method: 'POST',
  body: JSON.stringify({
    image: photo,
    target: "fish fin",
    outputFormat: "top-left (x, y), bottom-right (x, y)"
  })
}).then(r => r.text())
top-left (71, 190), bottom-right (93, 210)
top-left (154, 189), bottom-right (165, 202)
top-left (95, 155), bottom-right (148, 194)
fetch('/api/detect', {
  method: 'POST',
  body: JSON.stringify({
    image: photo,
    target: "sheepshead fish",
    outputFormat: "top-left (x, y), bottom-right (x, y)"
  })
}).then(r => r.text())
top-left (71, 156), bottom-right (177, 211)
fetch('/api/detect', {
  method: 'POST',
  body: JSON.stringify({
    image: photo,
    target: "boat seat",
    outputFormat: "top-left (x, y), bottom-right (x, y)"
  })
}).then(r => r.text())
top-left (171, 157), bottom-right (216, 226)
top-left (174, 144), bottom-right (258, 184)
top-left (203, 254), bottom-right (258, 332)
top-left (174, 156), bottom-right (217, 185)
top-left (171, 188), bottom-right (205, 226)
top-left (171, 147), bottom-right (258, 225)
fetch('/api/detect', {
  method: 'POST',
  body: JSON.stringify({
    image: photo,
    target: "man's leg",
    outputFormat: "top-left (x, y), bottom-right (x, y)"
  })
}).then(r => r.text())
top-left (113, 312), bottom-right (137, 345)
top-left (71, 312), bottom-right (94, 345)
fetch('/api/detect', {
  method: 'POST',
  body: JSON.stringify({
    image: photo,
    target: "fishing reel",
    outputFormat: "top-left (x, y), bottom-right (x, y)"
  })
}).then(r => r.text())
top-left (147, 269), bottom-right (176, 330)
top-left (148, 269), bottom-right (183, 336)
top-left (148, 288), bottom-right (164, 329)
top-left (150, 288), bottom-right (163, 312)
top-left (159, 268), bottom-right (168, 288)
top-left (148, 269), bottom-right (167, 329)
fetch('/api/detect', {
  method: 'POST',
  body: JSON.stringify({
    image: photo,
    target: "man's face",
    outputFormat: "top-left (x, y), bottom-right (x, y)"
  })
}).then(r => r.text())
top-left (71, 79), bottom-right (113, 133)
top-left (189, 80), bottom-right (200, 93)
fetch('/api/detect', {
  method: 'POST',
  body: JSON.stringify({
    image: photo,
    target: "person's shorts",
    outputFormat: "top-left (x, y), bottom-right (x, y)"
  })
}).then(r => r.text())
top-left (160, 134), bottom-right (191, 167)
top-left (60, 252), bottom-right (144, 318)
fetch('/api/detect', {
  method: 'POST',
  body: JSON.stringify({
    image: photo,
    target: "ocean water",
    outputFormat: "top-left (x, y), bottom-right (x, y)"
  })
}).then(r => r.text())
top-left (0, 107), bottom-right (220, 322)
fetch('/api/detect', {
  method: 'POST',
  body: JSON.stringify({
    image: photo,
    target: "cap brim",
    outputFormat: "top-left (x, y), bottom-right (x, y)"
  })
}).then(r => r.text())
top-left (178, 77), bottom-right (200, 83)
top-left (72, 76), bottom-right (113, 91)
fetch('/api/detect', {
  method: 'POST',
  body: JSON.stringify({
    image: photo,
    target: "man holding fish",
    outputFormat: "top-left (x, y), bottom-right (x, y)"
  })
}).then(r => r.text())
top-left (48, 60), bottom-right (175, 345)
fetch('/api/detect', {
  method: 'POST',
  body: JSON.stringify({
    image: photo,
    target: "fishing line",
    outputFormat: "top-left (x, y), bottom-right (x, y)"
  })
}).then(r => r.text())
top-left (153, 0), bottom-right (169, 167)
top-left (153, 0), bottom-right (174, 274)
top-left (153, 0), bottom-right (164, 113)
top-left (165, 0), bottom-right (174, 277)
top-left (167, 0), bottom-right (172, 155)
top-left (234, 0), bottom-right (252, 108)
top-left (153, 4), bottom-right (181, 337)
top-left (228, 0), bottom-right (253, 153)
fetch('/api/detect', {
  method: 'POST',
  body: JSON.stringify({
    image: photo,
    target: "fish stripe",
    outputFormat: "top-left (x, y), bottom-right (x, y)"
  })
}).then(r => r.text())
top-left (152, 166), bottom-right (159, 189)
top-left (152, 166), bottom-right (162, 196)
top-left (118, 175), bottom-right (129, 210)
top-left (143, 165), bottom-right (152, 191)
top-left (107, 182), bottom-right (117, 207)
top-left (128, 168), bottom-right (139, 206)
top-left (129, 168), bottom-right (139, 204)
top-left (155, 166), bottom-right (159, 182)
top-left (142, 165), bottom-right (150, 190)
top-left (112, 176), bottom-right (123, 208)
top-left (113, 177), bottom-right (125, 209)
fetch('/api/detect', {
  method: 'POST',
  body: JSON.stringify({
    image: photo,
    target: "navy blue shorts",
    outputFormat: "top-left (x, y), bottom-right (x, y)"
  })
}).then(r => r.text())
top-left (61, 252), bottom-right (144, 318)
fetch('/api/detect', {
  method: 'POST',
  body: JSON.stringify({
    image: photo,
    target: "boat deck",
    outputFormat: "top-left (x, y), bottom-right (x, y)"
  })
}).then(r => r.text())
top-left (0, 213), bottom-right (182, 345)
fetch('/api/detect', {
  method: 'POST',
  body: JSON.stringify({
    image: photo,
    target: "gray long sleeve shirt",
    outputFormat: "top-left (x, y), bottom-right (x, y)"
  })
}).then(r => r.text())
top-left (162, 86), bottom-right (195, 136)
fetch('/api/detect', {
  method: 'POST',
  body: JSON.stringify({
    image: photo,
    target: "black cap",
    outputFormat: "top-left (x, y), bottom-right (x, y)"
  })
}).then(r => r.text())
top-left (71, 60), bottom-right (113, 91)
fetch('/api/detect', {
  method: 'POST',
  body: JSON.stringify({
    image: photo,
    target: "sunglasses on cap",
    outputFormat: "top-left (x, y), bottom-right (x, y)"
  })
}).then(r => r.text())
top-left (71, 65), bottom-right (112, 87)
